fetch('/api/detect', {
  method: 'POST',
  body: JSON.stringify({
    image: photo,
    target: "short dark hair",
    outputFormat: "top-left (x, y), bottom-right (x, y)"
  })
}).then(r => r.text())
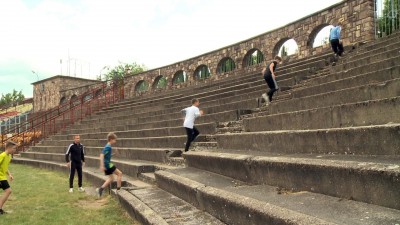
top-left (274, 56), bottom-right (282, 61)
top-left (191, 98), bottom-right (199, 104)
top-left (107, 132), bottom-right (117, 141)
top-left (5, 141), bottom-right (17, 149)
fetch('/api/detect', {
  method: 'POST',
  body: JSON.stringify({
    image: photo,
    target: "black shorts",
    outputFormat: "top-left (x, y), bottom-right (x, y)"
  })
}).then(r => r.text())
top-left (0, 180), bottom-right (10, 190)
top-left (105, 166), bottom-right (116, 175)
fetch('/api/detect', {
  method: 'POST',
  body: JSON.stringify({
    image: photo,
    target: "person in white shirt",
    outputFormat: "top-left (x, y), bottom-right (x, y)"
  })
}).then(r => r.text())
top-left (182, 98), bottom-right (204, 152)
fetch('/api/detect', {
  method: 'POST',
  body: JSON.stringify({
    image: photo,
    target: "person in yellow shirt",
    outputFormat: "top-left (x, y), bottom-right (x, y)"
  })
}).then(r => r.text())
top-left (0, 141), bottom-right (17, 215)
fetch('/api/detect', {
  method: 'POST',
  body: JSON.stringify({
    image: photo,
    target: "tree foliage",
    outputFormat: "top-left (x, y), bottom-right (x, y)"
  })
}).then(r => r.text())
top-left (102, 62), bottom-right (147, 81)
top-left (377, 0), bottom-right (400, 37)
top-left (0, 89), bottom-right (25, 108)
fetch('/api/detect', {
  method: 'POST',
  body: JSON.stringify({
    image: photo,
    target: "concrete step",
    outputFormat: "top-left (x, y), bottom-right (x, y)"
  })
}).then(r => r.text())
top-left (12, 157), bottom-right (151, 191)
top-left (243, 97), bottom-right (400, 131)
top-left (20, 152), bottom-right (178, 178)
top-left (191, 142), bottom-right (218, 150)
top-left (265, 78), bottom-right (400, 115)
top-left (138, 172), bottom-right (156, 185)
top-left (119, 187), bottom-right (225, 225)
top-left (41, 135), bottom-right (208, 149)
top-left (216, 124), bottom-right (400, 155)
top-left (155, 168), bottom-right (400, 225)
top-left (53, 123), bottom-right (216, 140)
top-left (29, 145), bottom-right (182, 163)
top-left (183, 151), bottom-right (400, 210)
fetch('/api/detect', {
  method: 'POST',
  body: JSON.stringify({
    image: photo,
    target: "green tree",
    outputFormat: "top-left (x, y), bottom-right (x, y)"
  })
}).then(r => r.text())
top-left (0, 89), bottom-right (25, 108)
top-left (377, 0), bottom-right (400, 37)
top-left (102, 62), bottom-right (147, 81)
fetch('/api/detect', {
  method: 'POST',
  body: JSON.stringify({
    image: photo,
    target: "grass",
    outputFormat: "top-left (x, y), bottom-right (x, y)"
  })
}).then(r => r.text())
top-left (1, 164), bottom-right (138, 225)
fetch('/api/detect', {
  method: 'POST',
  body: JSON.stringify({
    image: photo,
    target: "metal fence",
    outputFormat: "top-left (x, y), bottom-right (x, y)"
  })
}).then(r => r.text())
top-left (375, 0), bottom-right (400, 38)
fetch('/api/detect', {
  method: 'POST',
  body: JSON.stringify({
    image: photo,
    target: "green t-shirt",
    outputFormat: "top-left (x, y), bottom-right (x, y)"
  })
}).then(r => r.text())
top-left (0, 152), bottom-right (12, 181)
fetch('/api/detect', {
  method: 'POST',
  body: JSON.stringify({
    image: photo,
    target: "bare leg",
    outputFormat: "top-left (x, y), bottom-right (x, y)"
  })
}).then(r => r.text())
top-left (101, 175), bottom-right (114, 189)
top-left (113, 169), bottom-right (123, 189)
top-left (0, 189), bottom-right (12, 209)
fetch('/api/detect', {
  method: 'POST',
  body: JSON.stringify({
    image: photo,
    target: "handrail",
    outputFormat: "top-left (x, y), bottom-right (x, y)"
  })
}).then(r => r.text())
top-left (1, 78), bottom-right (114, 136)
top-left (1, 79), bottom-right (125, 152)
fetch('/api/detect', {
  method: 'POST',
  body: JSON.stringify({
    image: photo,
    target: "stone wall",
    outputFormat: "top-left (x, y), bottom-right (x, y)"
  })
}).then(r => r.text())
top-left (32, 76), bottom-right (102, 112)
top-left (124, 0), bottom-right (375, 98)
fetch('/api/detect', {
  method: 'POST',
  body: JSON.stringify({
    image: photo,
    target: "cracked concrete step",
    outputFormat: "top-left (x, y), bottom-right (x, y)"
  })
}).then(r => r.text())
top-left (216, 124), bottom-right (400, 155)
top-left (138, 172), bottom-right (156, 185)
top-left (155, 168), bottom-right (400, 225)
top-left (183, 151), bottom-right (400, 210)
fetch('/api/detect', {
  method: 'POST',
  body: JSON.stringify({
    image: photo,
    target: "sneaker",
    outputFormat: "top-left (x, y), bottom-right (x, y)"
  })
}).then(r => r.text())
top-left (0, 209), bottom-right (6, 215)
top-left (261, 94), bottom-right (270, 105)
top-left (69, 188), bottom-right (73, 193)
top-left (78, 187), bottom-right (85, 192)
top-left (96, 188), bottom-right (103, 197)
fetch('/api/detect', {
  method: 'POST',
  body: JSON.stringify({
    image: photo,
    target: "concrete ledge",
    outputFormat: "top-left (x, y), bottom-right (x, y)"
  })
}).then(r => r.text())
top-left (216, 124), bottom-right (400, 155)
top-left (155, 170), bottom-right (334, 225)
top-left (117, 190), bottom-right (168, 225)
top-left (184, 151), bottom-right (400, 210)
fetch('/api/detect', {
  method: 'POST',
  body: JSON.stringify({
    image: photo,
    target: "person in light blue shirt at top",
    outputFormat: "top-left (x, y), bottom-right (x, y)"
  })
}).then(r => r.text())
top-left (329, 21), bottom-right (344, 56)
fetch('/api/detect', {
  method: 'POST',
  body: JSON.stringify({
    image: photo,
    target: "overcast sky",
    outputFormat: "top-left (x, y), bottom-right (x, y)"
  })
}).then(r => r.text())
top-left (0, 0), bottom-right (342, 97)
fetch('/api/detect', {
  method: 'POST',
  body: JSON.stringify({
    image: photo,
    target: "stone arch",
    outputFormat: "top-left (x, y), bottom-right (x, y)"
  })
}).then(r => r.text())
top-left (172, 70), bottom-right (188, 85)
top-left (194, 65), bottom-right (211, 80)
top-left (152, 75), bottom-right (168, 89)
top-left (70, 94), bottom-right (79, 107)
top-left (307, 24), bottom-right (334, 48)
top-left (82, 92), bottom-right (92, 102)
top-left (59, 96), bottom-right (67, 105)
top-left (217, 57), bottom-right (236, 74)
top-left (94, 89), bottom-right (102, 98)
top-left (273, 38), bottom-right (299, 57)
top-left (242, 48), bottom-right (264, 67)
top-left (135, 80), bottom-right (150, 93)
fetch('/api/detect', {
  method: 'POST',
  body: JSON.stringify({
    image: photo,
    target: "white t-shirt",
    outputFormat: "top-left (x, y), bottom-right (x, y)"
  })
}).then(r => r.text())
top-left (182, 105), bottom-right (201, 129)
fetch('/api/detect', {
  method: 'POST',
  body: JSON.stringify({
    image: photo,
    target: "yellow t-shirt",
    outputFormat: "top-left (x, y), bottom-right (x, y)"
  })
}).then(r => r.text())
top-left (0, 152), bottom-right (12, 181)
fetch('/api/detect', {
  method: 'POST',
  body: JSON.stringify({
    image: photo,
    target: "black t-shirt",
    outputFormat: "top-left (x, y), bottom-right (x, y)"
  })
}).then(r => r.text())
top-left (264, 61), bottom-right (278, 76)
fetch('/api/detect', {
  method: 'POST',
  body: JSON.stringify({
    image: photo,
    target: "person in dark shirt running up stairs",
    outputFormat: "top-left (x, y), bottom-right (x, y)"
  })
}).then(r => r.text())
top-left (65, 135), bottom-right (85, 193)
top-left (261, 56), bottom-right (282, 106)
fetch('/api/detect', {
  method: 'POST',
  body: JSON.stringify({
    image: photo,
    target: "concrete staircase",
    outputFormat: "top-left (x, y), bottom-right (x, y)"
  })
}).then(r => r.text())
top-left (14, 33), bottom-right (400, 224)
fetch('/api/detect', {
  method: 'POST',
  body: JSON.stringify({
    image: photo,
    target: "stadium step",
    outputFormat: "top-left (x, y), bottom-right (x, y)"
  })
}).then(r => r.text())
top-left (183, 151), bottom-right (400, 209)
top-left (155, 168), bottom-right (400, 225)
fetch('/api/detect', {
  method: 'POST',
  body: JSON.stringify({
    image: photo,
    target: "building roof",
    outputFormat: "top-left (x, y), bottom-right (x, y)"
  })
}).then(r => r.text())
top-left (31, 75), bottom-right (102, 85)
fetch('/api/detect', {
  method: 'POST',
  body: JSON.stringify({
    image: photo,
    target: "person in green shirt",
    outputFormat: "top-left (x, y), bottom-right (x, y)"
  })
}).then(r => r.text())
top-left (0, 141), bottom-right (17, 215)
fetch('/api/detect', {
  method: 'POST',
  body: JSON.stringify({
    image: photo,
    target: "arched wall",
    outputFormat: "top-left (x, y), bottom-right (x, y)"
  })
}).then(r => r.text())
top-left (125, 0), bottom-right (375, 98)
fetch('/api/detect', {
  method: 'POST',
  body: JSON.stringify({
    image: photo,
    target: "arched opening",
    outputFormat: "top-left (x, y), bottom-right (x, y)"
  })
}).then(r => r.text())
top-left (172, 70), bottom-right (187, 85)
top-left (217, 57), bottom-right (236, 74)
top-left (59, 96), bottom-right (67, 105)
top-left (309, 24), bottom-right (334, 48)
top-left (82, 92), bottom-right (92, 102)
top-left (194, 65), bottom-right (211, 80)
top-left (152, 75), bottom-right (167, 89)
top-left (70, 95), bottom-right (79, 107)
top-left (94, 89), bottom-right (102, 98)
top-left (135, 80), bottom-right (149, 93)
top-left (243, 49), bottom-right (264, 67)
top-left (274, 38), bottom-right (299, 57)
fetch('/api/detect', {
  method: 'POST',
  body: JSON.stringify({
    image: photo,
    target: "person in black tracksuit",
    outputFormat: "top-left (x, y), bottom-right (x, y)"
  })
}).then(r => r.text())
top-left (261, 55), bottom-right (282, 105)
top-left (65, 135), bottom-right (85, 192)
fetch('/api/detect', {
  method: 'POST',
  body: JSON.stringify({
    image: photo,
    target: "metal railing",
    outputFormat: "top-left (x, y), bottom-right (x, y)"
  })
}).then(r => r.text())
top-left (1, 79), bottom-right (124, 152)
top-left (375, 0), bottom-right (400, 38)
